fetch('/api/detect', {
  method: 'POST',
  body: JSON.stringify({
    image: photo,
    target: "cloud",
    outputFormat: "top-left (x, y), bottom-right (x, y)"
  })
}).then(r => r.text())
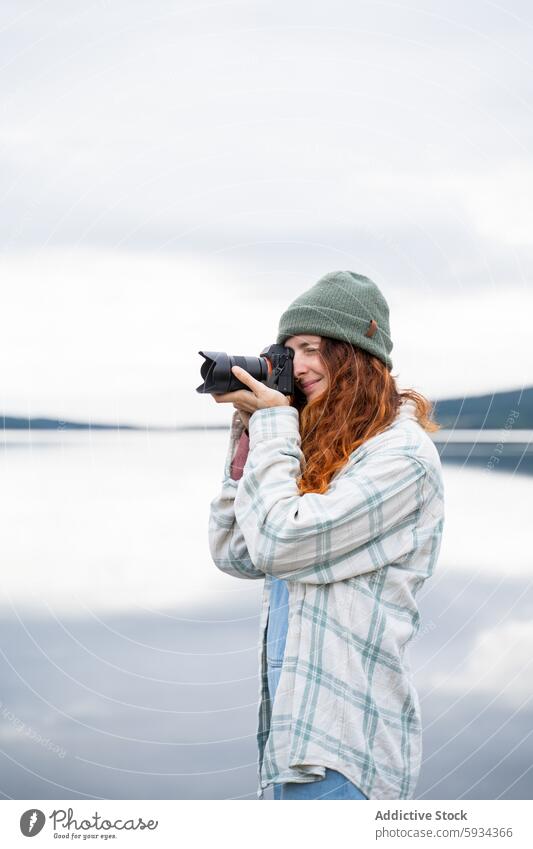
top-left (435, 466), bottom-right (533, 580)
top-left (0, 423), bottom-right (264, 616)
top-left (429, 619), bottom-right (533, 709)
top-left (2, 0), bottom-right (533, 257)
top-left (2, 3), bottom-right (532, 419)
top-left (0, 248), bottom-right (289, 424)
top-left (1, 247), bottom-right (531, 422)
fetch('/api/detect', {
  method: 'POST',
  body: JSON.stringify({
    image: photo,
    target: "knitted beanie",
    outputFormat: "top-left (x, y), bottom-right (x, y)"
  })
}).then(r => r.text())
top-left (276, 270), bottom-right (393, 370)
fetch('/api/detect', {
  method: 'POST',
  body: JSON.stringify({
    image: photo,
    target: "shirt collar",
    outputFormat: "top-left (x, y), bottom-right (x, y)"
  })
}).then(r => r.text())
top-left (396, 398), bottom-right (418, 422)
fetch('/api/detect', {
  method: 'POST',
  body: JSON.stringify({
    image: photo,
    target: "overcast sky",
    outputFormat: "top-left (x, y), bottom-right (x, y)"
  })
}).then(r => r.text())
top-left (1, 1), bottom-right (532, 425)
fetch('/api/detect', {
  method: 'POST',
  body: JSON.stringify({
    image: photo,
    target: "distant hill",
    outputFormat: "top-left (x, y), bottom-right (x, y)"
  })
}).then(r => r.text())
top-left (2, 416), bottom-right (139, 431)
top-left (432, 386), bottom-right (533, 429)
top-left (3, 386), bottom-right (532, 430)
top-left (1, 415), bottom-right (227, 431)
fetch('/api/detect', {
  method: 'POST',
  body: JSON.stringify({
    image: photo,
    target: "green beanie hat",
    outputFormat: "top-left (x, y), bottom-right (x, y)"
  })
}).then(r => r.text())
top-left (276, 270), bottom-right (393, 370)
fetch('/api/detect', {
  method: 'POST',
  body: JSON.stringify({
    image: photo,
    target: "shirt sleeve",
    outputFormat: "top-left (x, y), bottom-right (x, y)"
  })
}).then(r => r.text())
top-left (208, 409), bottom-right (265, 580)
top-left (233, 406), bottom-right (429, 584)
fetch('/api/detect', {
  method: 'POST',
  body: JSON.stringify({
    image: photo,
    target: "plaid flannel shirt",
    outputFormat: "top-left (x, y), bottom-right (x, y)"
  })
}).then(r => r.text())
top-left (208, 401), bottom-right (444, 800)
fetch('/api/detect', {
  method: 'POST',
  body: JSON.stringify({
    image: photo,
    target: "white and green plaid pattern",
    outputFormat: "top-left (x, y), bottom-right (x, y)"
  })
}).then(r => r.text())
top-left (208, 402), bottom-right (444, 799)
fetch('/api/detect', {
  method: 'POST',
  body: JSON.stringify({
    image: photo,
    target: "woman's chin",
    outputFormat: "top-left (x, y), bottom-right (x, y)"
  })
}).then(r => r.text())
top-left (307, 384), bottom-right (327, 403)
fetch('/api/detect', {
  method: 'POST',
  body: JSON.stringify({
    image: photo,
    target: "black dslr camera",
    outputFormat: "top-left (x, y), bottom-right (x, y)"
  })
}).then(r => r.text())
top-left (196, 344), bottom-right (295, 396)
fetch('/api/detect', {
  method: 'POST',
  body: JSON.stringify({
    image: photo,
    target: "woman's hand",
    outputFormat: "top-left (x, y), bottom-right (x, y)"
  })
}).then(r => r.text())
top-left (234, 407), bottom-right (251, 431)
top-left (212, 365), bottom-right (291, 426)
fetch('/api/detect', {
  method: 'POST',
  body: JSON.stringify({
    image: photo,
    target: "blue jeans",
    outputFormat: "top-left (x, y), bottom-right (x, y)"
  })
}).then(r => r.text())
top-left (267, 578), bottom-right (368, 801)
top-left (273, 769), bottom-right (368, 800)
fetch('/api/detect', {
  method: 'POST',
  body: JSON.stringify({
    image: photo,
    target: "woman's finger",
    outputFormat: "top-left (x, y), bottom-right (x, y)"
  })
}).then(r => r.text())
top-left (231, 365), bottom-right (263, 394)
top-left (213, 389), bottom-right (256, 408)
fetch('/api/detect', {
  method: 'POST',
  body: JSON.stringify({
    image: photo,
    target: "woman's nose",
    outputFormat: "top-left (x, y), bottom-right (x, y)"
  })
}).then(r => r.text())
top-left (292, 354), bottom-right (308, 377)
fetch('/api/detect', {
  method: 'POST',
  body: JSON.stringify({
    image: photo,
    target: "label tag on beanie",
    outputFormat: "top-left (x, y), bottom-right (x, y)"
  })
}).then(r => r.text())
top-left (365, 319), bottom-right (378, 338)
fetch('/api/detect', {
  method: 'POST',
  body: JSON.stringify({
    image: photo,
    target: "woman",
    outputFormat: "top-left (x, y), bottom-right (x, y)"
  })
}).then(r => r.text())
top-left (208, 270), bottom-right (445, 800)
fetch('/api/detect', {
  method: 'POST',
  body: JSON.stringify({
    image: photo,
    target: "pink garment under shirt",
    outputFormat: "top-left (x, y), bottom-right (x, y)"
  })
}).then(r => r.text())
top-left (230, 429), bottom-right (250, 481)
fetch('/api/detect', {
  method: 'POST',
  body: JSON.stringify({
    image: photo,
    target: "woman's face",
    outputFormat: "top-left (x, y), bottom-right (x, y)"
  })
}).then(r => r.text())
top-left (284, 335), bottom-right (328, 401)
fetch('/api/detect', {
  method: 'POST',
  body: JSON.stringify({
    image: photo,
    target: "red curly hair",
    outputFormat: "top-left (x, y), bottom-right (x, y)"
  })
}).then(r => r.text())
top-left (289, 337), bottom-right (440, 495)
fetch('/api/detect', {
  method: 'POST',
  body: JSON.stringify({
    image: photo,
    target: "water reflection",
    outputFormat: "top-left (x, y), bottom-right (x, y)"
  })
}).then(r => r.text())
top-left (0, 430), bottom-right (531, 799)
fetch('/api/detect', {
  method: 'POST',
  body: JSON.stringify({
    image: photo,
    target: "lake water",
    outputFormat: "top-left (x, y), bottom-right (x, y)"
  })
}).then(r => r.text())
top-left (1, 429), bottom-right (532, 800)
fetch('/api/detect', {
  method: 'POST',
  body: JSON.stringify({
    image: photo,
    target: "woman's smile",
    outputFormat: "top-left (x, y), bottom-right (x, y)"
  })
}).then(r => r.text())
top-left (301, 378), bottom-right (322, 391)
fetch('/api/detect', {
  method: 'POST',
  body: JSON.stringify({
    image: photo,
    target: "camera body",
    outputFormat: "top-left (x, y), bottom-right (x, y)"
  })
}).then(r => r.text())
top-left (196, 344), bottom-right (295, 396)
